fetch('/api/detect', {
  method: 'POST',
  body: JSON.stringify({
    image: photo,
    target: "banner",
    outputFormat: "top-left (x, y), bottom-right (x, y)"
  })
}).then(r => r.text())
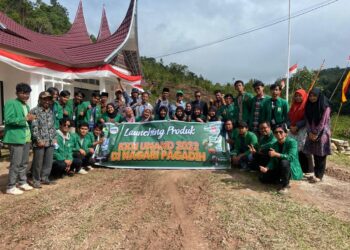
top-left (96, 121), bottom-right (231, 169)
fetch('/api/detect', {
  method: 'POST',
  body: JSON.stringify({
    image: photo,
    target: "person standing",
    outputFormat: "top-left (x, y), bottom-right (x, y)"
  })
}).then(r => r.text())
top-left (30, 91), bottom-right (57, 188)
top-left (4, 83), bottom-right (35, 195)
top-left (59, 90), bottom-right (73, 120)
top-left (67, 91), bottom-right (84, 130)
top-left (261, 83), bottom-right (289, 130)
top-left (134, 91), bottom-right (153, 118)
top-left (78, 93), bottom-right (102, 131)
top-left (191, 90), bottom-right (208, 116)
top-left (100, 92), bottom-right (109, 115)
top-left (249, 80), bottom-right (269, 134)
top-left (47, 87), bottom-right (63, 129)
top-left (219, 94), bottom-right (235, 122)
top-left (303, 88), bottom-right (331, 183)
top-left (155, 87), bottom-right (172, 118)
top-left (234, 80), bottom-right (253, 125)
top-left (288, 89), bottom-right (314, 176)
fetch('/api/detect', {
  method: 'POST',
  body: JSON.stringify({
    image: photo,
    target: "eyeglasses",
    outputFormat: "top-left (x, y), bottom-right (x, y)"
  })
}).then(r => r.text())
top-left (274, 130), bottom-right (284, 134)
top-left (62, 124), bottom-right (71, 128)
top-left (195, 95), bottom-right (201, 98)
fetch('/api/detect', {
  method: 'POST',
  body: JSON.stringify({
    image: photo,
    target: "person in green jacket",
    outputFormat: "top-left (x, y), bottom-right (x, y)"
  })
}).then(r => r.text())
top-left (47, 87), bottom-right (63, 129)
top-left (261, 83), bottom-right (289, 130)
top-left (102, 103), bottom-right (122, 124)
top-left (249, 80), bottom-right (270, 134)
top-left (259, 124), bottom-right (303, 194)
top-left (77, 93), bottom-right (102, 130)
top-left (66, 91), bottom-right (84, 130)
top-left (52, 118), bottom-right (82, 178)
top-left (191, 105), bottom-right (206, 123)
top-left (71, 122), bottom-right (95, 172)
top-left (248, 121), bottom-right (277, 171)
top-left (234, 80), bottom-right (253, 124)
top-left (231, 121), bottom-right (258, 170)
top-left (4, 83), bottom-right (36, 195)
top-left (219, 94), bottom-right (235, 122)
top-left (59, 90), bottom-right (73, 120)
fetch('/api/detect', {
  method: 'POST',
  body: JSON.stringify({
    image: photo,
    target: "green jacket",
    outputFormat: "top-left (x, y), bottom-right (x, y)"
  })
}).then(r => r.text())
top-left (3, 99), bottom-right (30, 144)
top-left (232, 131), bottom-right (258, 156)
top-left (248, 95), bottom-right (270, 130)
top-left (54, 130), bottom-right (73, 161)
top-left (234, 92), bottom-right (253, 123)
top-left (219, 103), bottom-right (235, 122)
top-left (257, 131), bottom-right (277, 154)
top-left (261, 97), bottom-right (289, 126)
top-left (267, 137), bottom-right (303, 180)
top-left (53, 101), bottom-right (63, 129)
top-left (102, 113), bottom-right (122, 123)
top-left (77, 101), bottom-right (102, 124)
top-left (66, 99), bottom-right (82, 124)
top-left (71, 132), bottom-right (94, 153)
top-left (60, 101), bottom-right (73, 120)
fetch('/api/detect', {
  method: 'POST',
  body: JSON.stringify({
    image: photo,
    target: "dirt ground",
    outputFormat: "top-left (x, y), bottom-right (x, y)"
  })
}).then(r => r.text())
top-left (0, 160), bottom-right (349, 249)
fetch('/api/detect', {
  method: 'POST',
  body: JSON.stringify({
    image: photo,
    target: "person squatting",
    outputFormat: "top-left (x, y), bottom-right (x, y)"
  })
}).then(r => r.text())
top-left (3, 79), bottom-right (331, 195)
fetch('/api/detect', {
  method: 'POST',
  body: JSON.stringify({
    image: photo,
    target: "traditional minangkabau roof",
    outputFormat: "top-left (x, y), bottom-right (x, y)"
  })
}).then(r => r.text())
top-left (0, 0), bottom-right (140, 76)
top-left (97, 6), bottom-right (111, 42)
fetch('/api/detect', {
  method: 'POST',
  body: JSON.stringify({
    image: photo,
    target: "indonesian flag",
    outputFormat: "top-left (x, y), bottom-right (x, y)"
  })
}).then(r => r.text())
top-left (0, 49), bottom-right (144, 91)
top-left (289, 63), bottom-right (298, 75)
top-left (342, 71), bottom-right (350, 103)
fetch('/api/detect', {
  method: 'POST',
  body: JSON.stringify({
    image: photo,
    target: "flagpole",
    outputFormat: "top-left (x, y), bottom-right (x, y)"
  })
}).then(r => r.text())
top-left (329, 60), bottom-right (349, 101)
top-left (286, 0), bottom-right (292, 103)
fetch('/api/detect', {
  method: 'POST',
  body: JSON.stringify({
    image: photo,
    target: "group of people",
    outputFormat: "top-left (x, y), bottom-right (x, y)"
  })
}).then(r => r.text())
top-left (3, 78), bottom-right (331, 195)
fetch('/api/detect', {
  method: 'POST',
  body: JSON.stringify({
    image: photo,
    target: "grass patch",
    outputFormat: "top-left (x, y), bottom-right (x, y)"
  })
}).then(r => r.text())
top-left (331, 115), bottom-right (350, 141)
top-left (210, 173), bottom-right (350, 249)
top-left (329, 154), bottom-right (350, 168)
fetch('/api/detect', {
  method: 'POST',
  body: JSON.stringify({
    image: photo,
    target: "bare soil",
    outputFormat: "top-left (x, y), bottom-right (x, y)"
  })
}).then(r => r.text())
top-left (0, 161), bottom-right (349, 249)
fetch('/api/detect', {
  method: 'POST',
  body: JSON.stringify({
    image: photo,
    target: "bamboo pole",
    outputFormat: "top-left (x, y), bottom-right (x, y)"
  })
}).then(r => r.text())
top-left (308, 59), bottom-right (325, 93)
top-left (332, 102), bottom-right (343, 134)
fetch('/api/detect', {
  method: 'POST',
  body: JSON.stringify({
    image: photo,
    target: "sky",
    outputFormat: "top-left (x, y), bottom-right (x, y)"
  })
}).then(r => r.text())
top-left (42, 0), bottom-right (350, 84)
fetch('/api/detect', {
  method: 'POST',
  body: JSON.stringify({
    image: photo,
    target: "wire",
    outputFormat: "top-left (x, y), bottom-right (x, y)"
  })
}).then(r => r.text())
top-left (153, 0), bottom-right (340, 59)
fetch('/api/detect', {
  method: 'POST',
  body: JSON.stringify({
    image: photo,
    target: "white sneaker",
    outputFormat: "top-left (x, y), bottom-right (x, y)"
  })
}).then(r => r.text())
top-left (6, 187), bottom-right (24, 195)
top-left (77, 169), bottom-right (88, 175)
top-left (19, 183), bottom-right (34, 191)
top-left (86, 166), bottom-right (94, 171)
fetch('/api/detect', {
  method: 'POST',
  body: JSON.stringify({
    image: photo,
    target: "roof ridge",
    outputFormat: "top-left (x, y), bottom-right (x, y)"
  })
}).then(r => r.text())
top-left (97, 5), bottom-right (111, 42)
top-left (66, 0), bottom-right (91, 44)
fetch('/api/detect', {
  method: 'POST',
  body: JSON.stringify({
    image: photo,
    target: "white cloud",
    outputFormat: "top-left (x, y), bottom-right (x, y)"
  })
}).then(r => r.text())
top-left (42, 0), bottom-right (350, 84)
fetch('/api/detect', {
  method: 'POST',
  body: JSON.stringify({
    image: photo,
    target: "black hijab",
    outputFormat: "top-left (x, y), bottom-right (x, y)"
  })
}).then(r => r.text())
top-left (107, 103), bottom-right (118, 119)
top-left (305, 88), bottom-right (330, 126)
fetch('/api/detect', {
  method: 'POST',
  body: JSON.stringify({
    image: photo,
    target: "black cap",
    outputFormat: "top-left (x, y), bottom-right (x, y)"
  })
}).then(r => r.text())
top-left (100, 92), bottom-right (109, 97)
top-left (131, 88), bottom-right (139, 93)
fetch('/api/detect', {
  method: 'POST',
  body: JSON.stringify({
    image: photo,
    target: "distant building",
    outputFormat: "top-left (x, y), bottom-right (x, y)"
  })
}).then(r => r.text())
top-left (0, 0), bottom-right (142, 123)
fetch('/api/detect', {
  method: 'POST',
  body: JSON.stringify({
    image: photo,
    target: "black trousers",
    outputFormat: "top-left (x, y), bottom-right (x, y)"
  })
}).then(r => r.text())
top-left (259, 159), bottom-right (291, 188)
top-left (250, 152), bottom-right (270, 171)
top-left (314, 155), bottom-right (327, 179)
top-left (51, 158), bottom-right (82, 177)
top-left (299, 151), bottom-right (314, 174)
top-left (73, 152), bottom-right (95, 168)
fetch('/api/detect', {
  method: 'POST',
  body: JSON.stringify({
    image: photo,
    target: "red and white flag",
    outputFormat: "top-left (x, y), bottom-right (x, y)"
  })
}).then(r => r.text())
top-left (289, 63), bottom-right (298, 74)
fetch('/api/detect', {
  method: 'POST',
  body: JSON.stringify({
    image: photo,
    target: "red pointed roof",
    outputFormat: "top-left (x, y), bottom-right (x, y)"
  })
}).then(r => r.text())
top-left (0, 0), bottom-right (138, 70)
top-left (97, 6), bottom-right (111, 42)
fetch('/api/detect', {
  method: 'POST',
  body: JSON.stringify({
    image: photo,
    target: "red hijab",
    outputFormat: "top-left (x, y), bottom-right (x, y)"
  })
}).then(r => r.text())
top-left (288, 89), bottom-right (308, 126)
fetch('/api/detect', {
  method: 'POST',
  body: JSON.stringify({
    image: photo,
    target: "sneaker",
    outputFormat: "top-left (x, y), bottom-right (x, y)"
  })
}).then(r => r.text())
top-left (19, 183), bottom-right (34, 191)
top-left (77, 169), bottom-right (88, 175)
top-left (32, 182), bottom-right (42, 189)
top-left (41, 180), bottom-right (57, 185)
top-left (85, 166), bottom-right (94, 171)
top-left (278, 187), bottom-right (289, 195)
top-left (309, 176), bottom-right (321, 183)
top-left (6, 187), bottom-right (24, 195)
